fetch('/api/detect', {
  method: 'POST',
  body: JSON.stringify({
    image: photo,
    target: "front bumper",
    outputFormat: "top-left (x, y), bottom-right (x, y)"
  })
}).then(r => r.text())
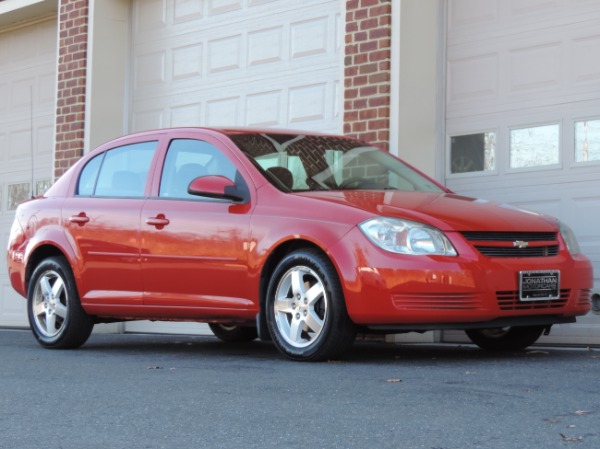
top-left (330, 228), bottom-right (594, 326)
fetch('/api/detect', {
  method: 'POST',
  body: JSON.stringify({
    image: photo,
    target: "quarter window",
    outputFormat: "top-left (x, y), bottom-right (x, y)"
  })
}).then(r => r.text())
top-left (77, 153), bottom-right (104, 196)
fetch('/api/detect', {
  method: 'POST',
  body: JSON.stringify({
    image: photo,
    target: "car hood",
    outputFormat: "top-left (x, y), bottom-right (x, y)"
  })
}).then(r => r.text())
top-left (294, 191), bottom-right (558, 232)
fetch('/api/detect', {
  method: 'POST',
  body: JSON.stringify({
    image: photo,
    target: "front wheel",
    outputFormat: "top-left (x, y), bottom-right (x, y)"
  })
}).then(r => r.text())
top-left (208, 323), bottom-right (258, 342)
top-left (465, 326), bottom-right (545, 351)
top-left (266, 249), bottom-right (356, 361)
top-left (28, 256), bottom-right (94, 349)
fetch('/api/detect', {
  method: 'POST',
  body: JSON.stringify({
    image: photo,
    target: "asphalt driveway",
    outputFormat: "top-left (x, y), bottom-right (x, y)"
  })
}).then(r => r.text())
top-left (1, 329), bottom-right (598, 449)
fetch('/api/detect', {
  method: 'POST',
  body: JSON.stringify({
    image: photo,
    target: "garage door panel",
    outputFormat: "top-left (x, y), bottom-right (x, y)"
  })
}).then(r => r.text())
top-left (205, 97), bottom-right (240, 126)
top-left (447, 53), bottom-right (499, 104)
top-left (132, 109), bottom-right (165, 133)
top-left (207, 34), bottom-right (242, 74)
top-left (134, 0), bottom-right (167, 34)
top-left (248, 26), bottom-right (283, 66)
top-left (172, 43), bottom-right (203, 80)
top-left (508, 41), bottom-right (561, 93)
top-left (570, 33), bottom-right (600, 84)
top-left (246, 90), bottom-right (281, 127)
top-left (170, 102), bottom-right (203, 127)
top-left (173, 0), bottom-right (204, 23)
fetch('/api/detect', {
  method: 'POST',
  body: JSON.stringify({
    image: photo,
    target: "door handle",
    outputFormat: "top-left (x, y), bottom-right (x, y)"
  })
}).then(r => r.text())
top-left (69, 213), bottom-right (90, 225)
top-left (146, 215), bottom-right (170, 229)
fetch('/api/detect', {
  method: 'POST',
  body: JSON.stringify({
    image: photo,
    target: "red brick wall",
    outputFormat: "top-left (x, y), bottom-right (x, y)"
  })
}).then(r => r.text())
top-left (55, 0), bottom-right (89, 179)
top-left (344, 0), bottom-right (392, 150)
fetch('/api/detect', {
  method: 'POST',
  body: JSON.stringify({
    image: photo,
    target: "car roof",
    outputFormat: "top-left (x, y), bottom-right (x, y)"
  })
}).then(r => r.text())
top-left (107, 127), bottom-right (343, 143)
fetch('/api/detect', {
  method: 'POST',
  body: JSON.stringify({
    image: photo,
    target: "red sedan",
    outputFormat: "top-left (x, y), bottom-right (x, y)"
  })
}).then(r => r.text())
top-left (7, 128), bottom-right (593, 360)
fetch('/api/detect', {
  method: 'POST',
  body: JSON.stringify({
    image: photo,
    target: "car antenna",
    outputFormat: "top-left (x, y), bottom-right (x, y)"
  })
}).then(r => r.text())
top-left (30, 84), bottom-right (35, 199)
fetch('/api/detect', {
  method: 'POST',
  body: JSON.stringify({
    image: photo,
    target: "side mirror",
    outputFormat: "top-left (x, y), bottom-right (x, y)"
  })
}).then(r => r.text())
top-left (187, 175), bottom-right (247, 202)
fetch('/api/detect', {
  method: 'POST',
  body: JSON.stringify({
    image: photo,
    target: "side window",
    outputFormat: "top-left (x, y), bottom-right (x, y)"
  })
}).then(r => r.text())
top-left (88, 141), bottom-right (157, 197)
top-left (159, 139), bottom-right (240, 199)
top-left (77, 153), bottom-right (104, 196)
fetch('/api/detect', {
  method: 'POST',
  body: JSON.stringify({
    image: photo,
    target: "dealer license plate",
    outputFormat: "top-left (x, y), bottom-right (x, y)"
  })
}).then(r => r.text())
top-left (519, 270), bottom-right (560, 301)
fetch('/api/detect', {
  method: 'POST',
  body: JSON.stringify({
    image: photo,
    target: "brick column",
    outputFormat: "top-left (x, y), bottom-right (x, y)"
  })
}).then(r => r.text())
top-left (55, 0), bottom-right (89, 179)
top-left (344, 0), bottom-right (392, 150)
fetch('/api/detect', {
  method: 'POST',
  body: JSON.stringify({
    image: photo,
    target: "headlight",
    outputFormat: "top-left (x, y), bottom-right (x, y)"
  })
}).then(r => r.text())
top-left (558, 221), bottom-right (581, 255)
top-left (359, 217), bottom-right (457, 256)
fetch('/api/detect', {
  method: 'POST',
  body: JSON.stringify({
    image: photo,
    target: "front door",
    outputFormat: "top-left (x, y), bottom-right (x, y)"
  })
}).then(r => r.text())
top-left (140, 137), bottom-right (255, 320)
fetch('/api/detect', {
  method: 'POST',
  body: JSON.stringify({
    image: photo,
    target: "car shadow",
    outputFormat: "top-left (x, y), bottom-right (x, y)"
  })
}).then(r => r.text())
top-left (76, 332), bottom-right (580, 365)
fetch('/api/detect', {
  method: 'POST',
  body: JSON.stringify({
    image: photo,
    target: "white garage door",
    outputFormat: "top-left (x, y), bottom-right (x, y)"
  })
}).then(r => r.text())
top-left (0, 19), bottom-right (56, 328)
top-left (126, 0), bottom-right (342, 335)
top-left (443, 0), bottom-right (600, 344)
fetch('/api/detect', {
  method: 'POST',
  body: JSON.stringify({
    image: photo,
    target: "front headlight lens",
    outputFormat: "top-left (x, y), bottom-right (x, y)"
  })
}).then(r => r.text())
top-left (558, 221), bottom-right (581, 255)
top-left (359, 217), bottom-right (457, 256)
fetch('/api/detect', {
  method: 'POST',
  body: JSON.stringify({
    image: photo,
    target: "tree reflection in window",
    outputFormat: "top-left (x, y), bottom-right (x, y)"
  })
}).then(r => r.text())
top-left (450, 132), bottom-right (496, 174)
top-left (575, 119), bottom-right (600, 162)
top-left (510, 124), bottom-right (559, 169)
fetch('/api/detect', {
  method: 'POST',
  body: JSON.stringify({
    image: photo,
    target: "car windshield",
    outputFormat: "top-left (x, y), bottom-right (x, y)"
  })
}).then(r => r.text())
top-left (228, 133), bottom-right (444, 193)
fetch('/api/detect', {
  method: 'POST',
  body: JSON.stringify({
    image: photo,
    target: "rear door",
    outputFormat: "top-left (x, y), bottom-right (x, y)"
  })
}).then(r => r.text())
top-left (62, 139), bottom-right (159, 307)
top-left (140, 132), bottom-right (256, 319)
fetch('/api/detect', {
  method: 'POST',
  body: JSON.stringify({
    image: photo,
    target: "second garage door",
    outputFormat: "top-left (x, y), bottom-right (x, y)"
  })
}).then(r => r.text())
top-left (443, 1), bottom-right (600, 345)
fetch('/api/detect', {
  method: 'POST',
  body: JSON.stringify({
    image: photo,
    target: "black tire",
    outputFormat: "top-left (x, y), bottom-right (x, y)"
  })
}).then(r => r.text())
top-left (465, 326), bottom-right (545, 351)
top-left (27, 256), bottom-right (94, 349)
top-left (266, 249), bottom-right (356, 361)
top-left (209, 323), bottom-right (258, 342)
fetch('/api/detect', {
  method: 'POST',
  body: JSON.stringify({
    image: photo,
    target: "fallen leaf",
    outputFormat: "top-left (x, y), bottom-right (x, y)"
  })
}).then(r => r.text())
top-left (559, 433), bottom-right (583, 442)
top-left (147, 366), bottom-right (163, 370)
top-left (574, 410), bottom-right (591, 416)
top-left (385, 378), bottom-right (402, 383)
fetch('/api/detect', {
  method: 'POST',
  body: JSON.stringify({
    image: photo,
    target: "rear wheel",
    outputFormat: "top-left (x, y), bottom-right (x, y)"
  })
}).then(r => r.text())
top-left (465, 326), bottom-right (545, 351)
top-left (266, 249), bottom-right (355, 361)
top-left (28, 256), bottom-right (94, 349)
top-left (208, 324), bottom-right (258, 342)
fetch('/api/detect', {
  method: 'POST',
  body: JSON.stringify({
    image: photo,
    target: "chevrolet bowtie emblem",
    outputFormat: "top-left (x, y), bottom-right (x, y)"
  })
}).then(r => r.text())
top-left (513, 240), bottom-right (529, 249)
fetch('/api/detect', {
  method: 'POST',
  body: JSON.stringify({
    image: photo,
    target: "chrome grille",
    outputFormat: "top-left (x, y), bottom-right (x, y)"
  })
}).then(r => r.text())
top-left (461, 232), bottom-right (556, 241)
top-left (461, 232), bottom-right (559, 258)
top-left (497, 289), bottom-right (569, 310)
top-left (577, 289), bottom-right (592, 305)
top-left (392, 292), bottom-right (481, 310)
top-left (473, 246), bottom-right (559, 257)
